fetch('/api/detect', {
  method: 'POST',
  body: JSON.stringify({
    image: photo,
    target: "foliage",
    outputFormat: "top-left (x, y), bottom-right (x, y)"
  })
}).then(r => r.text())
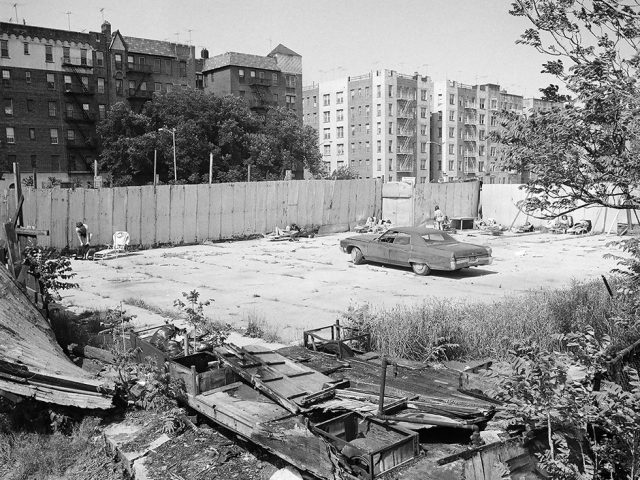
top-left (495, 1), bottom-right (640, 217)
top-left (174, 289), bottom-right (229, 353)
top-left (98, 91), bottom-right (324, 185)
top-left (21, 246), bottom-right (78, 303)
top-left (604, 237), bottom-right (640, 304)
top-left (499, 328), bottom-right (640, 479)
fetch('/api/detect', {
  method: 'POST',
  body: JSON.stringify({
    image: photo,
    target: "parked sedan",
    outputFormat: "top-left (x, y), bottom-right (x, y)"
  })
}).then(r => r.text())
top-left (340, 227), bottom-right (492, 275)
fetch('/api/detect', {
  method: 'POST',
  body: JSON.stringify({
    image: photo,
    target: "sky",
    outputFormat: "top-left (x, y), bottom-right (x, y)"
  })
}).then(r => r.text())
top-left (4, 0), bottom-right (557, 97)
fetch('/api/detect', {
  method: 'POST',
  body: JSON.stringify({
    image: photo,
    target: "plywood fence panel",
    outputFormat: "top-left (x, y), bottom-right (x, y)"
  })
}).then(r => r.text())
top-left (253, 182), bottom-right (267, 234)
top-left (183, 185), bottom-right (199, 243)
top-left (169, 185), bottom-right (185, 244)
top-left (50, 189), bottom-right (69, 249)
top-left (126, 187), bottom-right (142, 245)
top-left (244, 181), bottom-right (257, 235)
top-left (286, 180), bottom-right (299, 226)
top-left (140, 186), bottom-right (156, 245)
top-left (155, 186), bottom-right (171, 244)
top-left (310, 180), bottom-right (324, 227)
top-left (232, 182), bottom-right (247, 236)
top-left (22, 188), bottom-right (37, 229)
top-left (276, 181), bottom-right (288, 229)
top-left (195, 184), bottom-right (210, 242)
top-left (208, 184), bottom-right (222, 241)
top-left (35, 189), bottom-right (52, 248)
top-left (321, 181), bottom-right (336, 226)
top-left (219, 183), bottom-right (235, 239)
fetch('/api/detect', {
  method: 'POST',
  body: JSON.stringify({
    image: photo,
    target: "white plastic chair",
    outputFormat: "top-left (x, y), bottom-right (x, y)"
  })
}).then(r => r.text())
top-left (93, 231), bottom-right (130, 260)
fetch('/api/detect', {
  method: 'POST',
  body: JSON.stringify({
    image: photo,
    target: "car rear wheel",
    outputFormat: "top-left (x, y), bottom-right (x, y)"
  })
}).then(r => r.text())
top-left (411, 263), bottom-right (431, 276)
top-left (351, 247), bottom-right (365, 265)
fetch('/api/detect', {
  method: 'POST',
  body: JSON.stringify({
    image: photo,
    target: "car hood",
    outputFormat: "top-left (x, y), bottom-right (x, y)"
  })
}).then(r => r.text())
top-left (344, 234), bottom-right (380, 242)
top-left (428, 242), bottom-right (489, 256)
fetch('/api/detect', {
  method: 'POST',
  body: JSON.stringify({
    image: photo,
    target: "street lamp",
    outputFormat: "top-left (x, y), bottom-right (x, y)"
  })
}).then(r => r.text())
top-left (158, 127), bottom-right (177, 182)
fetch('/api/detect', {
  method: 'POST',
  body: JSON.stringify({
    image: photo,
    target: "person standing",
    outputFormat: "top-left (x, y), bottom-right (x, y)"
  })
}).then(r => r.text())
top-left (434, 205), bottom-right (445, 230)
top-left (75, 221), bottom-right (91, 259)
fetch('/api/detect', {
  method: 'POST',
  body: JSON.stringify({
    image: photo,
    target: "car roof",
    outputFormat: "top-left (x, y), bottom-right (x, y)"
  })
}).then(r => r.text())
top-left (389, 226), bottom-right (443, 235)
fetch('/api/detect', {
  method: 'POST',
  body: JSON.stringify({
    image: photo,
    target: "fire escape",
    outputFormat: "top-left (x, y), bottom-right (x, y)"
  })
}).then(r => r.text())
top-left (62, 55), bottom-right (96, 173)
top-left (462, 99), bottom-right (477, 177)
top-left (396, 87), bottom-right (416, 173)
top-left (247, 76), bottom-right (274, 113)
top-left (126, 61), bottom-right (154, 112)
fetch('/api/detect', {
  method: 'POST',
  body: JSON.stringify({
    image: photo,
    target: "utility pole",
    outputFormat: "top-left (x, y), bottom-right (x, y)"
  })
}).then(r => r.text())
top-left (153, 150), bottom-right (157, 187)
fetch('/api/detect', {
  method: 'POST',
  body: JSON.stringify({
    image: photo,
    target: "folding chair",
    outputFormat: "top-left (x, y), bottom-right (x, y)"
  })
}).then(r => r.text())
top-left (93, 231), bottom-right (130, 260)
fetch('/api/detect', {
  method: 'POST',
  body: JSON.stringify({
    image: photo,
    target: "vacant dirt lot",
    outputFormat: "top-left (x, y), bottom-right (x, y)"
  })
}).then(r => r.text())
top-left (60, 231), bottom-right (620, 342)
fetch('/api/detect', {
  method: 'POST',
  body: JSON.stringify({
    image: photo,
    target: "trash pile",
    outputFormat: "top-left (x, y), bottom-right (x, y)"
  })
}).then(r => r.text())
top-left (474, 218), bottom-right (508, 235)
top-left (264, 224), bottom-right (319, 242)
top-left (511, 221), bottom-right (535, 233)
top-left (354, 217), bottom-right (393, 234)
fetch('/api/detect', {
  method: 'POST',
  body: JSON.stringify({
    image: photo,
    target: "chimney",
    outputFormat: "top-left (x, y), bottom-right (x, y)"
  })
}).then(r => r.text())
top-left (101, 21), bottom-right (111, 37)
top-left (201, 48), bottom-right (209, 59)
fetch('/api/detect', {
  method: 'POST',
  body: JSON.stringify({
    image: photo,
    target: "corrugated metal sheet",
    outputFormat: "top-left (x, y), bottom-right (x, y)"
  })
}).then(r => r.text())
top-left (0, 266), bottom-right (113, 409)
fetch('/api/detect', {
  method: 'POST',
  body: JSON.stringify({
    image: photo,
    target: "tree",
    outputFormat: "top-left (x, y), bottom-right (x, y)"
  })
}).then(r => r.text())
top-left (98, 91), bottom-right (324, 185)
top-left (326, 166), bottom-right (358, 180)
top-left (495, 1), bottom-right (640, 217)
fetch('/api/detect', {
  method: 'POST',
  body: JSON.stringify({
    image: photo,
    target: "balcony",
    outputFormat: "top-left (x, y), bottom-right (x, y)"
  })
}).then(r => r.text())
top-left (396, 159), bottom-right (415, 172)
top-left (128, 89), bottom-right (154, 99)
top-left (64, 113), bottom-right (95, 124)
top-left (61, 56), bottom-right (93, 68)
top-left (127, 62), bottom-right (153, 73)
top-left (64, 84), bottom-right (95, 95)
top-left (396, 128), bottom-right (415, 136)
top-left (396, 146), bottom-right (415, 155)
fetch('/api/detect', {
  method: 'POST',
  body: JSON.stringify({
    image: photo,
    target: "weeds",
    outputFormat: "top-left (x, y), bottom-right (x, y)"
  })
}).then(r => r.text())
top-left (244, 311), bottom-right (282, 343)
top-left (122, 297), bottom-right (182, 321)
top-left (342, 279), bottom-right (627, 361)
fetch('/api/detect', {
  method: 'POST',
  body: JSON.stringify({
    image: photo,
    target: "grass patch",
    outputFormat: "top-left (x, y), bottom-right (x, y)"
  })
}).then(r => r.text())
top-left (342, 279), bottom-right (633, 361)
top-left (244, 311), bottom-right (282, 343)
top-left (122, 297), bottom-right (181, 321)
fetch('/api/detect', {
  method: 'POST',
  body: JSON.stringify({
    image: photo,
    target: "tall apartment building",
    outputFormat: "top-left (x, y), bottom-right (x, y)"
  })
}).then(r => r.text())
top-left (1, 21), bottom-right (111, 182)
top-left (1, 20), bottom-right (198, 186)
top-left (431, 81), bottom-right (523, 184)
top-left (523, 97), bottom-right (559, 116)
top-left (303, 70), bottom-right (433, 183)
top-left (201, 44), bottom-right (302, 119)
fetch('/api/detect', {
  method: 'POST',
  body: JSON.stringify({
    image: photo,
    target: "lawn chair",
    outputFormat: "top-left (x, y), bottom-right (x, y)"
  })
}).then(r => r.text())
top-left (93, 231), bottom-right (130, 260)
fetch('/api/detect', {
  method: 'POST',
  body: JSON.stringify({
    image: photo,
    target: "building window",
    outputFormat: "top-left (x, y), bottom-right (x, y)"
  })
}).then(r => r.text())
top-left (272, 72), bottom-right (278, 83)
top-left (323, 111), bottom-right (330, 123)
top-left (64, 75), bottom-right (72, 89)
top-left (67, 129), bottom-right (75, 143)
top-left (163, 59), bottom-right (171, 74)
top-left (46, 73), bottom-right (55, 89)
top-left (154, 82), bottom-right (162, 92)
top-left (490, 98), bottom-right (497, 109)
top-left (449, 144), bottom-right (454, 154)
top-left (490, 146), bottom-right (497, 157)
top-left (336, 109), bottom-right (344, 122)
top-left (29, 128), bottom-right (35, 140)
top-left (421, 142), bottom-right (427, 153)
top-left (48, 101), bottom-right (57, 117)
top-left (116, 79), bottom-right (123, 95)
top-left (97, 77), bottom-right (105, 94)
top-left (22, 42), bottom-right (30, 55)
top-left (388, 140), bottom-right (393, 153)
top-left (365, 104), bottom-right (370, 116)
top-left (420, 107), bottom-right (426, 119)
top-left (82, 76), bottom-right (89, 89)
top-left (179, 61), bottom-right (187, 77)
top-left (96, 51), bottom-right (104, 67)
top-left (4, 98), bottom-right (13, 115)
top-left (365, 141), bottom-right (370, 152)
top-left (479, 130), bottom-right (485, 141)
top-left (151, 57), bottom-right (160, 73)
top-left (323, 94), bottom-right (330, 106)
top-left (449, 93), bottom-right (455, 105)
top-left (61, 47), bottom-right (71, 64)
top-left (115, 53), bottom-right (122, 69)
top-left (50, 128), bottom-right (58, 144)
top-left (24, 71), bottom-right (31, 84)
top-left (258, 71), bottom-right (265, 80)
top-left (250, 70), bottom-right (256, 78)
top-left (479, 145), bottom-right (486, 156)
top-left (366, 123), bottom-right (370, 134)
top-left (66, 103), bottom-right (74, 118)
top-left (0, 40), bottom-right (8, 58)
top-left (337, 126), bottom-right (344, 138)
top-left (376, 104), bottom-right (381, 117)
top-left (273, 93), bottom-right (278, 102)
top-left (448, 127), bottom-right (454, 138)
top-left (140, 81), bottom-right (147, 91)
top-left (365, 86), bottom-right (370, 97)
top-left (337, 144), bottom-right (344, 155)
top-left (377, 140), bottom-right (381, 153)
top-left (388, 85), bottom-right (393, 97)
top-left (80, 48), bottom-right (87, 65)
top-left (479, 98), bottom-right (485, 109)
top-left (449, 111), bottom-right (455, 122)
top-left (323, 145), bottom-right (330, 156)
top-left (351, 143), bottom-right (355, 153)
top-left (323, 128), bottom-right (330, 140)
top-left (45, 45), bottom-right (53, 62)
top-left (420, 124), bottom-right (426, 135)
top-left (25, 99), bottom-right (34, 112)
top-left (479, 114), bottom-right (485, 125)
top-left (350, 89), bottom-right (355, 100)
top-left (286, 75), bottom-right (296, 88)
top-left (421, 89), bottom-right (427, 101)
top-left (388, 103), bottom-right (393, 115)
top-left (312, 95), bottom-right (317, 107)
top-left (98, 104), bottom-right (106, 119)
top-left (6, 127), bottom-right (15, 143)
top-left (82, 103), bottom-right (90, 112)
top-left (388, 122), bottom-right (393, 134)
top-left (336, 91), bottom-right (343, 104)
top-left (490, 116), bottom-right (497, 126)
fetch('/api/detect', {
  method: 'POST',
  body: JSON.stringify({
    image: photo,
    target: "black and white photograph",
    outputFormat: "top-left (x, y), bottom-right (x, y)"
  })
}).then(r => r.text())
top-left (1, 1), bottom-right (640, 478)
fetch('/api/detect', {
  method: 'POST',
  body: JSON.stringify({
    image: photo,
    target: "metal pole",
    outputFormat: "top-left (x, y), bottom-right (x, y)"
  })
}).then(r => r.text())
top-left (247, 164), bottom-right (251, 182)
top-left (378, 356), bottom-right (388, 416)
top-left (209, 152), bottom-right (213, 184)
top-left (153, 149), bottom-right (157, 187)
top-left (94, 159), bottom-right (98, 178)
top-left (172, 129), bottom-right (177, 182)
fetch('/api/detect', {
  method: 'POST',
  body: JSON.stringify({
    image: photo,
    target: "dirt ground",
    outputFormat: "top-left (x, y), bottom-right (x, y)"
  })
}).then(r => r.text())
top-left (60, 230), bottom-right (621, 343)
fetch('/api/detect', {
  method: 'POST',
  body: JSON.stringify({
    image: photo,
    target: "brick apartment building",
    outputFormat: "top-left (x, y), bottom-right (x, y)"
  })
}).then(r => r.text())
top-left (201, 44), bottom-right (302, 119)
top-left (1, 20), bottom-right (198, 186)
top-left (303, 70), bottom-right (434, 183)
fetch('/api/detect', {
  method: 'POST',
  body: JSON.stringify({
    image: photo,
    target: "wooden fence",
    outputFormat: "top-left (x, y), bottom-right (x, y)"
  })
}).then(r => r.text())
top-left (0, 179), bottom-right (382, 249)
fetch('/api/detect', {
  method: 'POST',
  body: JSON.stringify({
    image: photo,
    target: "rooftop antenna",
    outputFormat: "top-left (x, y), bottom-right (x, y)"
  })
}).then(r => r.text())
top-left (64, 10), bottom-right (71, 30)
top-left (11, 2), bottom-right (25, 23)
top-left (99, 7), bottom-right (105, 22)
top-left (186, 28), bottom-right (193, 45)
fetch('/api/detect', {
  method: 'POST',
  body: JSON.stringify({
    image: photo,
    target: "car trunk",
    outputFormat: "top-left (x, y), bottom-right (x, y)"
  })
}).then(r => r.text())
top-left (431, 242), bottom-right (488, 257)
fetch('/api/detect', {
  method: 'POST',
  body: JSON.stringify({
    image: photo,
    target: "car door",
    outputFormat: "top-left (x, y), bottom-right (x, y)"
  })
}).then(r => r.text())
top-left (368, 231), bottom-right (396, 263)
top-left (387, 232), bottom-right (412, 266)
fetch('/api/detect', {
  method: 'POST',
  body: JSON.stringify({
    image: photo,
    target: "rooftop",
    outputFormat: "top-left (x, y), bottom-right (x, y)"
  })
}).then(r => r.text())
top-left (123, 35), bottom-right (190, 57)
top-left (203, 52), bottom-right (279, 72)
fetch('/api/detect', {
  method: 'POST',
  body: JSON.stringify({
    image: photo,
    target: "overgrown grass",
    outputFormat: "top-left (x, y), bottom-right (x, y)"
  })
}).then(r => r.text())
top-left (122, 297), bottom-right (181, 320)
top-left (0, 416), bottom-right (122, 480)
top-left (342, 279), bottom-right (636, 361)
top-left (244, 311), bottom-right (282, 343)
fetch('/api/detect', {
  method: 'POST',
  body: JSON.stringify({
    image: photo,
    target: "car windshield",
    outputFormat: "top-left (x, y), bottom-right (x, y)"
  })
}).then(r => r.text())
top-left (421, 232), bottom-right (454, 242)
